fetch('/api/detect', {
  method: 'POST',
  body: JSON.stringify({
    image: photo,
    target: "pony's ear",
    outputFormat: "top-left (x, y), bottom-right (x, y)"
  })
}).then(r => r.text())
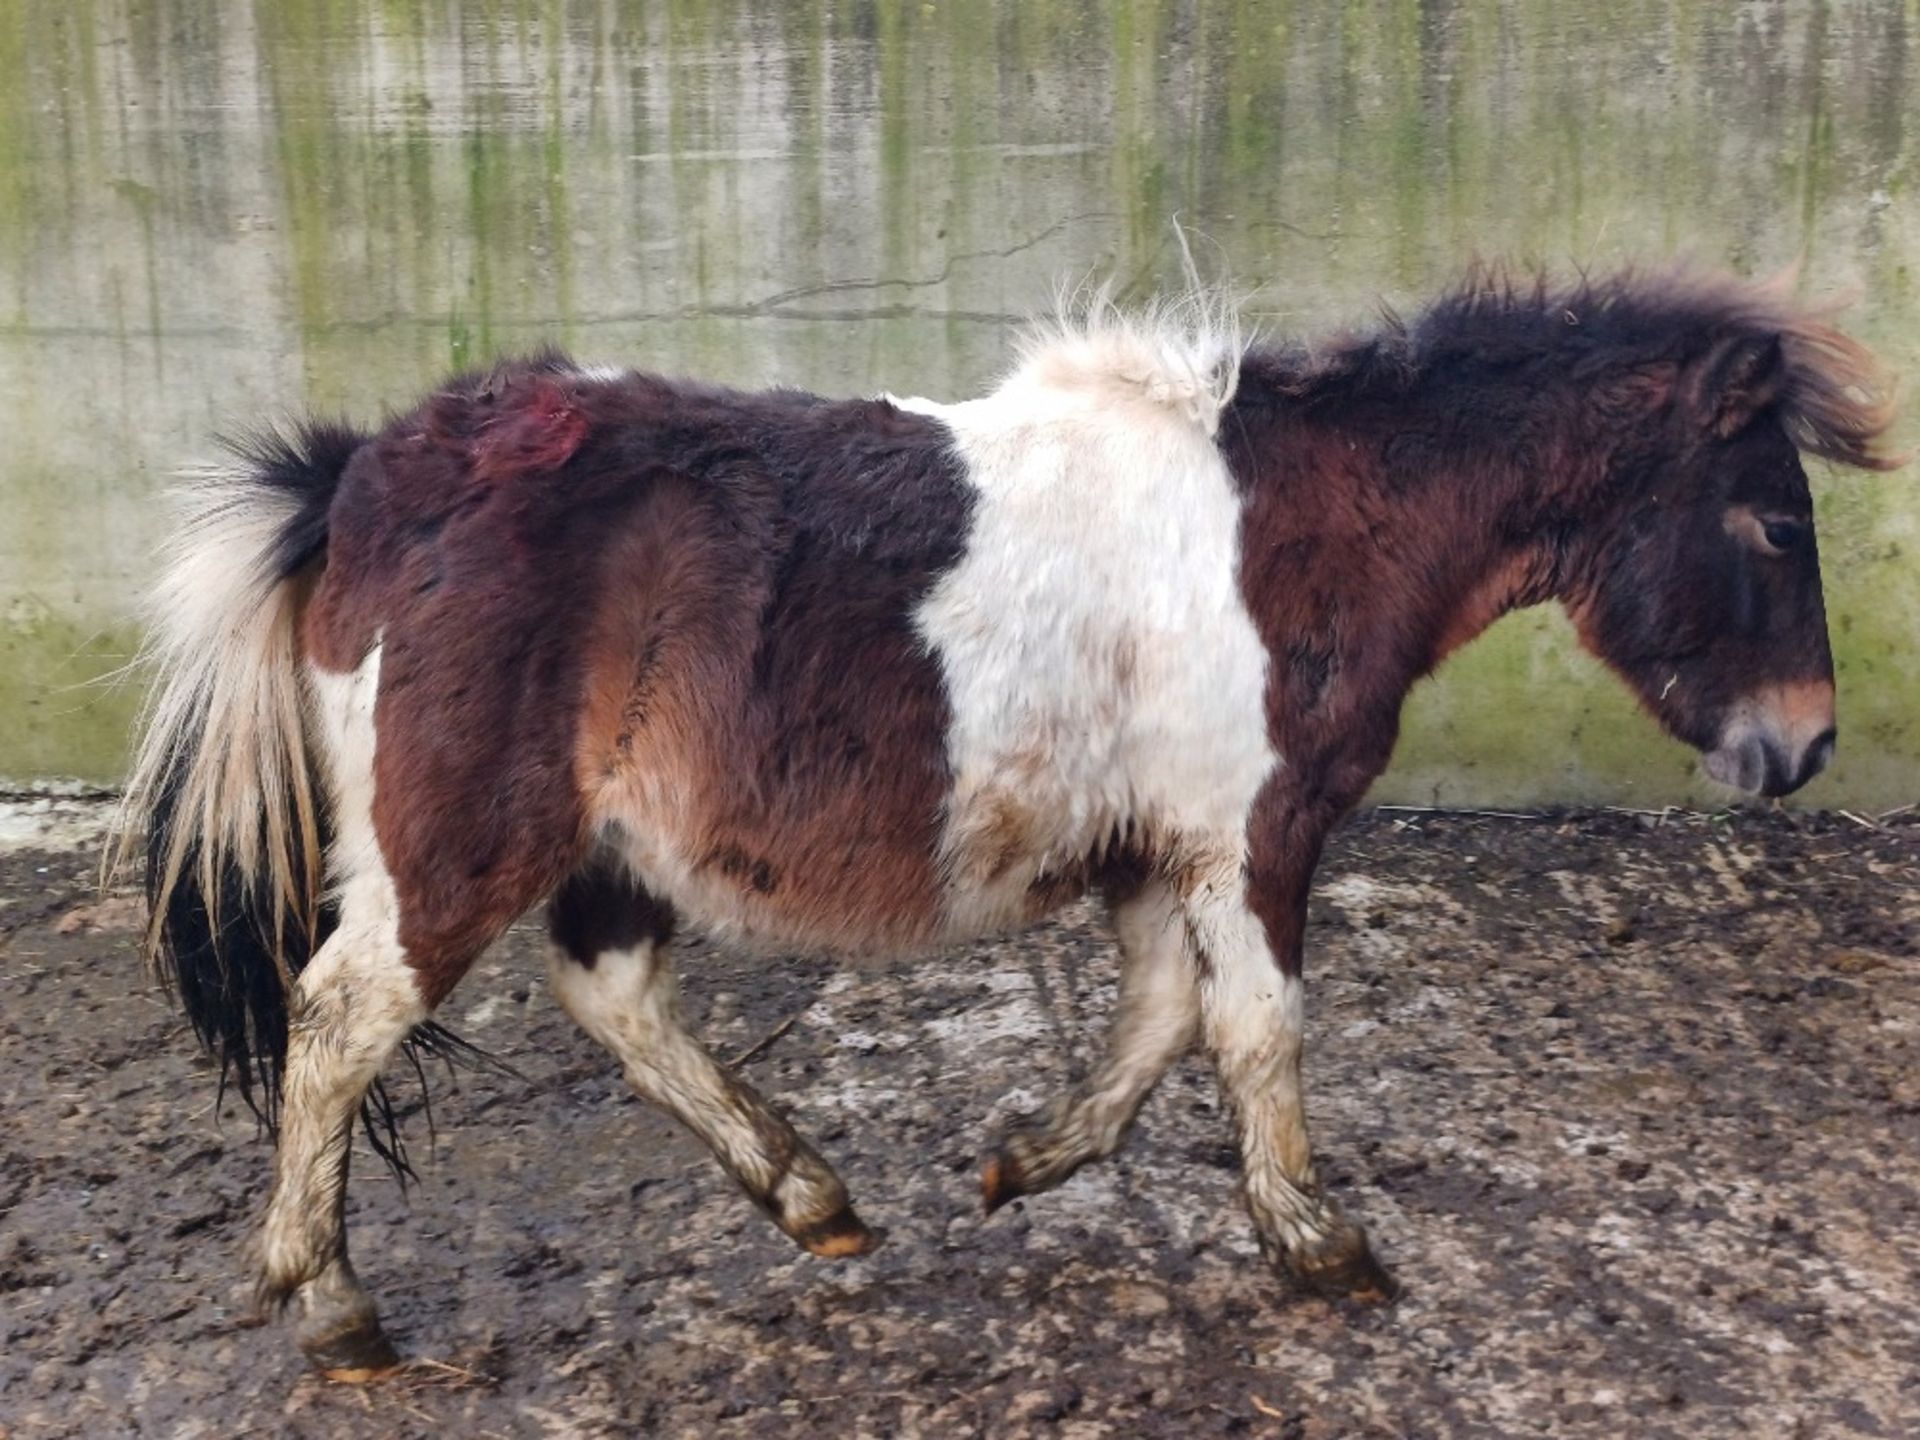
top-left (1684, 333), bottom-right (1787, 439)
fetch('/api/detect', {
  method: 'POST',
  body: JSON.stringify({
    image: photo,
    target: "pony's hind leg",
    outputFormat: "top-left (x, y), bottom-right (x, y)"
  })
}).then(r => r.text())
top-left (252, 651), bottom-right (431, 1378)
top-left (546, 857), bottom-right (880, 1258)
top-left (254, 914), bottom-right (424, 1378)
top-left (982, 877), bottom-right (1198, 1211)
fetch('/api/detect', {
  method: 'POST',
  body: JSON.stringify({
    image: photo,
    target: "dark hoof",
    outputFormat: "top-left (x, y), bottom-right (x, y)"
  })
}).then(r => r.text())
top-left (795, 1205), bottom-right (885, 1259)
top-left (1286, 1222), bottom-right (1401, 1306)
top-left (298, 1305), bottom-right (402, 1381)
top-left (981, 1148), bottom-right (1026, 1216)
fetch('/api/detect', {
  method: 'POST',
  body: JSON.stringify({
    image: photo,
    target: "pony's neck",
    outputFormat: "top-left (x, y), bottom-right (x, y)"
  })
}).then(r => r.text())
top-left (1225, 362), bottom-right (1590, 785)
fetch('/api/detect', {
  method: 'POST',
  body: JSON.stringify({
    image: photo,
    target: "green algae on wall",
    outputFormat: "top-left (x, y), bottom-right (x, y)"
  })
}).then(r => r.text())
top-left (0, 0), bottom-right (1915, 805)
top-left (0, 611), bottom-right (142, 788)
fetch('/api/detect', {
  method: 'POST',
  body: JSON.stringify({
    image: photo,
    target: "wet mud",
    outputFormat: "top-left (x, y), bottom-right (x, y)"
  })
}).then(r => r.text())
top-left (1, 805), bottom-right (1916, 1438)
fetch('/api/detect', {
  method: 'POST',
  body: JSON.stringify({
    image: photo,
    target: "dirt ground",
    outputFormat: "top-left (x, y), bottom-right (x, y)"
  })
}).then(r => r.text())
top-left (1, 800), bottom-right (1916, 1439)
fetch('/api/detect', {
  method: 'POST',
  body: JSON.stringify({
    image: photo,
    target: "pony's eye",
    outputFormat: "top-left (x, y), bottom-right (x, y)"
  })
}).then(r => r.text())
top-left (1760, 518), bottom-right (1805, 554)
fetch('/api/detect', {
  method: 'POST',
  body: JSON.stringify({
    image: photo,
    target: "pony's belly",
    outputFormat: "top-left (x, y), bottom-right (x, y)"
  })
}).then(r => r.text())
top-left (932, 778), bottom-right (1141, 940)
top-left (600, 796), bottom-right (946, 958)
top-left (602, 786), bottom-right (1113, 959)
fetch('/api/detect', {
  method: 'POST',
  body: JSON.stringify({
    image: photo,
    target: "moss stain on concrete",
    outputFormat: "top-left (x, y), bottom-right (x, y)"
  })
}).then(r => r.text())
top-left (1, 0), bottom-right (1915, 803)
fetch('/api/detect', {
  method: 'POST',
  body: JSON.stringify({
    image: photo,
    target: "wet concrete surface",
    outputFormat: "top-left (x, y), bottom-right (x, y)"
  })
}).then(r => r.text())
top-left (1, 803), bottom-right (1916, 1438)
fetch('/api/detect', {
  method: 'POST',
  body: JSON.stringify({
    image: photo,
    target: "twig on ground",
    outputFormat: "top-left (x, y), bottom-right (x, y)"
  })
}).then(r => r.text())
top-left (1374, 804), bottom-right (1540, 821)
top-left (730, 1013), bottom-right (799, 1067)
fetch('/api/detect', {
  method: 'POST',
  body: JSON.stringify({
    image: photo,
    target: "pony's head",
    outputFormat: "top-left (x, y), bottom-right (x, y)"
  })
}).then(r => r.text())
top-left (1558, 280), bottom-right (1901, 796)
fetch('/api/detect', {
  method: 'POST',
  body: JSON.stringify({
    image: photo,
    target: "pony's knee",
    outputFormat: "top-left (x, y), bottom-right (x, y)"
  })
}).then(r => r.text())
top-left (545, 936), bottom-right (676, 1056)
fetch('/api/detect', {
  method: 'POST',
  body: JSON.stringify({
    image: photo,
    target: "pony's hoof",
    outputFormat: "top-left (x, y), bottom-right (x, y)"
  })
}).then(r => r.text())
top-left (1285, 1221), bottom-right (1401, 1306)
top-left (980, 1147), bottom-right (1026, 1215)
top-left (298, 1306), bottom-right (402, 1380)
top-left (796, 1205), bottom-right (885, 1259)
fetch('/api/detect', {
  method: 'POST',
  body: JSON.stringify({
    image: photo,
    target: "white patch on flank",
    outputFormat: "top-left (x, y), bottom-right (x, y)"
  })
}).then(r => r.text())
top-left (308, 645), bottom-right (392, 918)
top-left (905, 302), bottom-right (1274, 936)
top-left (902, 298), bottom-right (1344, 1257)
top-left (608, 813), bottom-right (767, 952)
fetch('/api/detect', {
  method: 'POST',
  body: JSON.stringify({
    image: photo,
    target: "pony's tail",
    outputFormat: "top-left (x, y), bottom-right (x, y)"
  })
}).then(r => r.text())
top-left (111, 421), bottom-right (363, 1130)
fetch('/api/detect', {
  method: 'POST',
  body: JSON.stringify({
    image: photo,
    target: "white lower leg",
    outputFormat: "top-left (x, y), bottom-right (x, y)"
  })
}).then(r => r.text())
top-left (547, 941), bottom-right (864, 1251)
top-left (1204, 964), bottom-right (1335, 1254)
top-left (988, 881), bottom-right (1199, 1202)
top-left (1183, 866), bottom-right (1355, 1263)
top-left (254, 929), bottom-right (426, 1307)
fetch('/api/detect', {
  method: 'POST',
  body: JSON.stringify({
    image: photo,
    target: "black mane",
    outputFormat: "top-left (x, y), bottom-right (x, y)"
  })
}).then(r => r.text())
top-left (1242, 267), bottom-right (1900, 472)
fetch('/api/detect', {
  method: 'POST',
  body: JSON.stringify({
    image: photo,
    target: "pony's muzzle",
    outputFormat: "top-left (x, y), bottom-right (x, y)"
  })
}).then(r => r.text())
top-left (1702, 680), bottom-right (1837, 798)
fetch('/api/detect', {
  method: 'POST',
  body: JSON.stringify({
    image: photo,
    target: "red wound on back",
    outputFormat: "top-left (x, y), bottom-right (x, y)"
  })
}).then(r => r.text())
top-left (476, 376), bottom-right (589, 480)
top-left (429, 372), bottom-right (590, 483)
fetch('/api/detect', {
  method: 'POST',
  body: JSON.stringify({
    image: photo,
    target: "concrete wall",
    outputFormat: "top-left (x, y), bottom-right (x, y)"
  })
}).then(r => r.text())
top-left (2, 0), bottom-right (1914, 805)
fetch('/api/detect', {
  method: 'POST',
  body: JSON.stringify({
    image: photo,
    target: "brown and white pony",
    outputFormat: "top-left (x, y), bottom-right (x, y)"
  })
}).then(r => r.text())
top-left (119, 268), bottom-right (1898, 1378)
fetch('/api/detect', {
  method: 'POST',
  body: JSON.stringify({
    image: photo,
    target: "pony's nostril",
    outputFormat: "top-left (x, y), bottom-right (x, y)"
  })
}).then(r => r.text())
top-left (1800, 728), bottom-right (1837, 785)
top-left (1704, 738), bottom-right (1769, 794)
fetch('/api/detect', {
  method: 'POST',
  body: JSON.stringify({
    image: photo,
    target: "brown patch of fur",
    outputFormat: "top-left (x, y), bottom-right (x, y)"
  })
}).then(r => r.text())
top-left (305, 365), bottom-right (603, 1002)
top-left (305, 358), bottom-right (970, 996)
top-left (1431, 550), bottom-right (1558, 665)
top-left (1749, 677), bottom-right (1837, 753)
top-left (563, 386), bottom-right (972, 953)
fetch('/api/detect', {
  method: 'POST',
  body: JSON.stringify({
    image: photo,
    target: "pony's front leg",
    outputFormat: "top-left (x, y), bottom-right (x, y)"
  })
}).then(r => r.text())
top-left (1184, 851), bottom-right (1398, 1304)
top-left (253, 924), bottom-right (426, 1378)
top-left (982, 876), bottom-right (1198, 1210)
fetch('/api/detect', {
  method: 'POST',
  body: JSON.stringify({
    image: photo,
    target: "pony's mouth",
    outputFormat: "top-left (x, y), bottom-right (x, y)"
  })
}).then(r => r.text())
top-left (1702, 728), bottom-right (1836, 798)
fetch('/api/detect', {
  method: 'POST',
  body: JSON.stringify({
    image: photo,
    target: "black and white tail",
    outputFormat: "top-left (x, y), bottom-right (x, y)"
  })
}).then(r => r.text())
top-left (112, 423), bottom-right (363, 1126)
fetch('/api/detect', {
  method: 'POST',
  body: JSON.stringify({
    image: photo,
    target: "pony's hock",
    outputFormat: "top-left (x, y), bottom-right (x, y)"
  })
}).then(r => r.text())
top-left (115, 267), bottom-right (1898, 1372)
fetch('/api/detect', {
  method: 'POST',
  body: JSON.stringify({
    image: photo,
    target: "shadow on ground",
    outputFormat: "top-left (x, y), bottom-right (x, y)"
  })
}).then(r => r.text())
top-left (1, 805), bottom-right (1916, 1438)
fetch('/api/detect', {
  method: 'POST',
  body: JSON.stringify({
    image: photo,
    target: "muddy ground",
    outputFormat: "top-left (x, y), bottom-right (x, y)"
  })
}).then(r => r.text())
top-left (1, 801), bottom-right (1916, 1439)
